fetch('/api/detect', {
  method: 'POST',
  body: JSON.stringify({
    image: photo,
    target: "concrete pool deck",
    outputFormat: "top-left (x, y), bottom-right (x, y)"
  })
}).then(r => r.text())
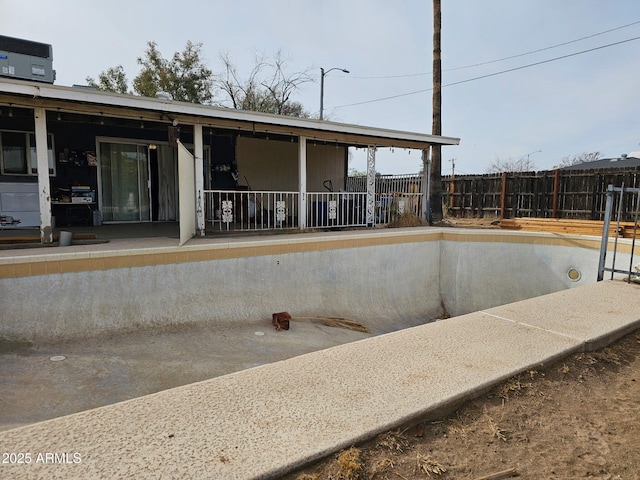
top-left (1, 279), bottom-right (639, 479)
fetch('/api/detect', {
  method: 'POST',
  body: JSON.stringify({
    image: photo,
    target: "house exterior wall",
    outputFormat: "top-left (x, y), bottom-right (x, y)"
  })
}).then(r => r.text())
top-left (236, 137), bottom-right (345, 192)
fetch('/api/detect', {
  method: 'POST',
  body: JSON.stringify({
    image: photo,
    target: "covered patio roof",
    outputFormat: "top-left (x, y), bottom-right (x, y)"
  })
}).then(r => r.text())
top-left (0, 78), bottom-right (460, 150)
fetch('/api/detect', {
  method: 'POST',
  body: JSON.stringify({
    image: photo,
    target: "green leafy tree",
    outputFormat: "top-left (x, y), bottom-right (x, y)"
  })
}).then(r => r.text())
top-left (133, 41), bottom-right (214, 104)
top-left (86, 65), bottom-right (129, 94)
top-left (88, 41), bottom-right (213, 103)
top-left (87, 43), bottom-right (310, 116)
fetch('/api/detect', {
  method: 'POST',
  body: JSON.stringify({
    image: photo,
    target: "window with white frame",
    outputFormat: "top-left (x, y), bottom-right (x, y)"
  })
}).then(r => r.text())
top-left (0, 130), bottom-right (55, 176)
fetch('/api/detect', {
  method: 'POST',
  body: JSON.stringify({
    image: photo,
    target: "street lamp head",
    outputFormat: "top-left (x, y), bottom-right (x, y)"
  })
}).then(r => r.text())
top-left (321, 67), bottom-right (350, 77)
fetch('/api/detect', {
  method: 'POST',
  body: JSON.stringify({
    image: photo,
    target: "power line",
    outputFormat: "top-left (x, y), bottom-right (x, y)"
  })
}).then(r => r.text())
top-left (333, 35), bottom-right (640, 110)
top-left (446, 19), bottom-right (640, 72)
top-left (343, 19), bottom-right (640, 80)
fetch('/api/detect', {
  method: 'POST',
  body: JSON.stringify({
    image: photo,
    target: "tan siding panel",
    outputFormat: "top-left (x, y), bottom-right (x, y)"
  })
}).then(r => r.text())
top-left (236, 138), bottom-right (346, 192)
top-left (236, 137), bottom-right (298, 191)
top-left (307, 144), bottom-right (346, 192)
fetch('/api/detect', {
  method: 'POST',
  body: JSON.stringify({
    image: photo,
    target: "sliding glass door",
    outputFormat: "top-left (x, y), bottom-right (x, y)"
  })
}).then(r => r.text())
top-left (100, 142), bottom-right (150, 222)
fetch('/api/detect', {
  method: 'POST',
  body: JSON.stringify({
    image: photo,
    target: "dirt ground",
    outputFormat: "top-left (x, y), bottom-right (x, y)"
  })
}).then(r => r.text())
top-left (285, 328), bottom-right (640, 480)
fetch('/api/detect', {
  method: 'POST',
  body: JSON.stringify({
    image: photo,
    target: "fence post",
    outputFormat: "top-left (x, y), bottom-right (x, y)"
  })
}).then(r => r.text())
top-left (500, 172), bottom-right (507, 219)
top-left (449, 176), bottom-right (455, 210)
top-left (597, 185), bottom-right (615, 281)
top-left (552, 168), bottom-right (560, 218)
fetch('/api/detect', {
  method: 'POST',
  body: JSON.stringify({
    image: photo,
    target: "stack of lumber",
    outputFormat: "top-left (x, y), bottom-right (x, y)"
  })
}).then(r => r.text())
top-left (499, 218), bottom-right (639, 238)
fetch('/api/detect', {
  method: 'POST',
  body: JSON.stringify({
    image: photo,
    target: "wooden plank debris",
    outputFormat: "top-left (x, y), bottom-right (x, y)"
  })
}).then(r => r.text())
top-left (473, 468), bottom-right (518, 480)
top-left (499, 217), bottom-right (639, 237)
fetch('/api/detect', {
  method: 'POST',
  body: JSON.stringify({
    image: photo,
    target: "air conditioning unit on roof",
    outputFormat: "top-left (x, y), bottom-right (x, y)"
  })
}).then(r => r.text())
top-left (0, 35), bottom-right (55, 84)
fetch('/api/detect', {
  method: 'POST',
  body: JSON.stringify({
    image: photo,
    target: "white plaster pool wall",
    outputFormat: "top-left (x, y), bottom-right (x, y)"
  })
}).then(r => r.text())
top-left (0, 235), bottom-right (444, 342)
top-left (0, 229), bottom-right (629, 342)
top-left (439, 231), bottom-right (606, 316)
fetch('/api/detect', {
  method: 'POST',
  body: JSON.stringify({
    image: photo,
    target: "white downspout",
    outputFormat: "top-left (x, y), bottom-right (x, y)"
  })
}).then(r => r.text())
top-left (34, 107), bottom-right (53, 244)
top-left (194, 124), bottom-right (205, 236)
top-left (298, 136), bottom-right (307, 230)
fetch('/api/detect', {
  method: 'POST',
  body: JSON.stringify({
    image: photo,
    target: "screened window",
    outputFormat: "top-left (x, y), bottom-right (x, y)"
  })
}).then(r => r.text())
top-left (0, 130), bottom-right (55, 176)
top-left (1, 131), bottom-right (27, 174)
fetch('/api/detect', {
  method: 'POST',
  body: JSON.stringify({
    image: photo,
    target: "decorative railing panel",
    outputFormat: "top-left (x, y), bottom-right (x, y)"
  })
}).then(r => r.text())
top-left (205, 190), bottom-right (369, 232)
top-left (306, 192), bottom-right (367, 228)
top-left (205, 190), bottom-right (298, 231)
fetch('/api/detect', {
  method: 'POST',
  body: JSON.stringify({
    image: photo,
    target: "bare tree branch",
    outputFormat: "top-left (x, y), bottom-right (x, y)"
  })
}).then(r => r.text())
top-left (214, 50), bottom-right (312, 117)
top-left (486, 156), bottom-right (537, 173)
top-left (557, 151), bottom-right (602, 168)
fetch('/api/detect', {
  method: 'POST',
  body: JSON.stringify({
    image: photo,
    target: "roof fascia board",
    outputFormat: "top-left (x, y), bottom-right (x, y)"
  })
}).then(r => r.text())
top-left (0, 79), bottom-right (460, 148)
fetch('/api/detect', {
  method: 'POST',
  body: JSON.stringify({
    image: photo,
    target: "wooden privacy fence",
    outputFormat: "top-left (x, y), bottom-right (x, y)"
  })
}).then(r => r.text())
top-left (443, 167), bottom-right (640, 221)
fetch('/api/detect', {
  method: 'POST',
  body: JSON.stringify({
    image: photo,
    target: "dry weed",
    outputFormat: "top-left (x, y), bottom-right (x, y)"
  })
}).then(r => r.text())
top-left (446, 418), bottom-right (468, 440)
top-left (369, 457), bottom-right (395, 479)
top-left (497, 377), bottom-right (532, 399)
top-left (595, 347), bottom-right (622, 365)
top-left (388, 212), bottom-right (427, 228)
top-left (295, 474), bottom-right (319, 480)
top-left (376, 430), bottom-right (410, 453)
top-left (576, 353), bottom-right (598, 365)
top-left (527, 369), bottom-right (544, 380)
top-left (337, 447), bottom-right (364, 480)
top-left (415, 454), bottom-right (447, 476)
top-left (482, 406), bottom-right (507, 442)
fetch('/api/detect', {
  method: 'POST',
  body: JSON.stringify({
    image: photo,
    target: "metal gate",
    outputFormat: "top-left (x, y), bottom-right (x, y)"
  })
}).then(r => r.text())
top-left (597, 184), bottom-right (640, 282)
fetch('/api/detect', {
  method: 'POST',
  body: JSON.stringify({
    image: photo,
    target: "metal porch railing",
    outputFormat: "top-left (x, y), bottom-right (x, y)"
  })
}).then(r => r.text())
top-left (205, 190), bottom-right (370, 232)
top-left (306, 192), bottom-right (367, 228)
top-left (347, 174), bottom-right (424, 224)
top-left (206, 190), bottom-right (299, 231)
top-left (205, 179), bottom-right (423, 233)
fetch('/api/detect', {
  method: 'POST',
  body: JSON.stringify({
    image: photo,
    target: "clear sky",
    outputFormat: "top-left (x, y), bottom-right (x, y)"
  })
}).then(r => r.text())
top-left (2, 0), bottom-right (640, 174)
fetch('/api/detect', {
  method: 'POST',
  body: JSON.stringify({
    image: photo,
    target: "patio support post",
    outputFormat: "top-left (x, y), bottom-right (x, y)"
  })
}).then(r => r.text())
top-left (366, 145), bottom-right (376, 227)
top-left (298, 136), bottom-right (307, 230)
top-left (422, 147), bottom-right (432, 223)
top-left (194, 124), bottom-right (205, 236)
top-left (34, 107), bottom-right (53, 244)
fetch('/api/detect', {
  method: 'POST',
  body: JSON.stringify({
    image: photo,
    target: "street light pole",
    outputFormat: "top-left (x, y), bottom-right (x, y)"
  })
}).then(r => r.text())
top-left (320, 67), bottom-right (349, 120)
